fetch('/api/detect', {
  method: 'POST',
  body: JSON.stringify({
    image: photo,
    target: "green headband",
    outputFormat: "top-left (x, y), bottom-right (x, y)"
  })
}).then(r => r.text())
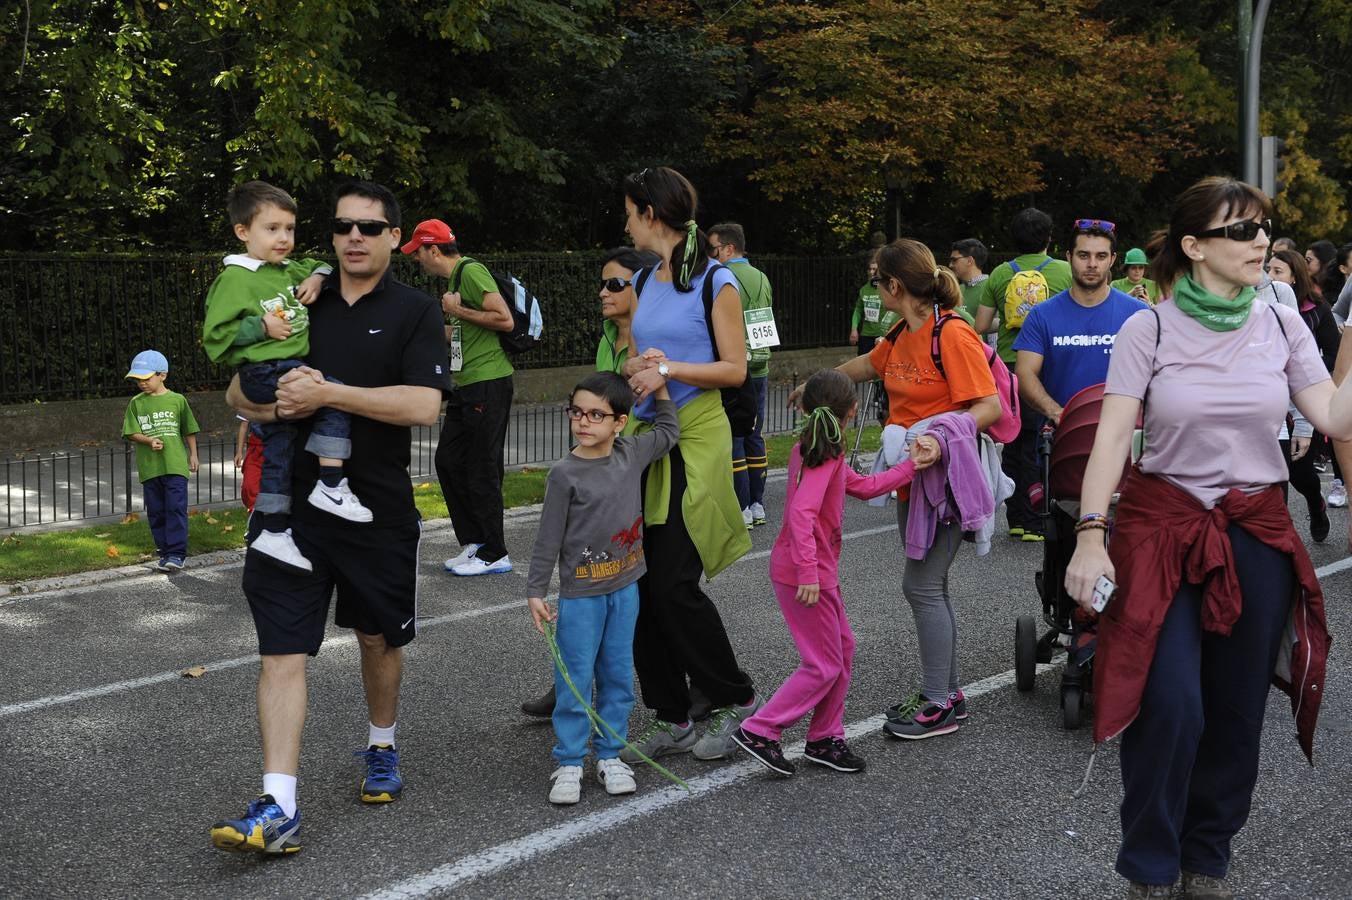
top-left (678, 219), bottom-right (699, 289)
top-left (800, 405), bottom-right (842, 453)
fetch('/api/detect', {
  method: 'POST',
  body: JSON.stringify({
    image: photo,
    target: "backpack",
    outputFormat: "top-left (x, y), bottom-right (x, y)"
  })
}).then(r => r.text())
top-left (451, 257), bottom-right (544, 355)
top-left (1002, 258), bottom-right (1053, 330)
top-left (883, 306), bottom-right (1021, 443)
top-left (634, 263), bottom-right (758, 437)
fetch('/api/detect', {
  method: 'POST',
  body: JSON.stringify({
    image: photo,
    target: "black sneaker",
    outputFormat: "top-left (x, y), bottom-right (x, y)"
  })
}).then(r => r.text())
top-left (730, 726), bottom-right (795, 776)
top-left (803, 736), bottom-right (865, 773)
top-left (520, 685), bottom-right (556, 718)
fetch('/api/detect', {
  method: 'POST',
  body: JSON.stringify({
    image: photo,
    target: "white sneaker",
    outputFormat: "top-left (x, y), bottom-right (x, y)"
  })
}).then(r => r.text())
top-left (749, 502), bottom-right (767, 526)
top-left (444, 543), bottom-right (482, 571)
top-left (596, 758), bottom-right (636, 796)
top-left (1329, 479), bottom-right (1348, 508)
top-left (742, 507), bottom-right (754, 530)
top-left (451, 554), bottom-right (513, 576)
top-left (548, 765), bottom-right (582, 805)
top-left (250, 529), bottom-right (314, 572)
top-left (308, 478), bottom-right (374, 523)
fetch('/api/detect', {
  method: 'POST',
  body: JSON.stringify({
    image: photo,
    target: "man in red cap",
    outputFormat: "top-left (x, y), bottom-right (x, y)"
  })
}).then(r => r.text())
top-left (402, 219), bottom-right (517, 576)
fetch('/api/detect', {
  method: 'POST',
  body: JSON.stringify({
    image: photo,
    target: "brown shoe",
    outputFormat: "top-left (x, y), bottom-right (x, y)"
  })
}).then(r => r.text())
top-left (1126, 883), bottom-right (1174, 899)
top-left (1181, 871), bottom-right (1234, 899)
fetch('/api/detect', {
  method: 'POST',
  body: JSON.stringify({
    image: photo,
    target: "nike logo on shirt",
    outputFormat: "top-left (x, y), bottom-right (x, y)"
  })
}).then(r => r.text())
top-left (369, 328), bottom-right (383, 334)
top-left (401, 616), bottom-right (414, 630)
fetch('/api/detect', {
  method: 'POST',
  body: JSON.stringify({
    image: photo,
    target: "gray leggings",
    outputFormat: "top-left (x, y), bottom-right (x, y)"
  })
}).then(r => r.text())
top-left (896, 500), bottom-right (964, 700)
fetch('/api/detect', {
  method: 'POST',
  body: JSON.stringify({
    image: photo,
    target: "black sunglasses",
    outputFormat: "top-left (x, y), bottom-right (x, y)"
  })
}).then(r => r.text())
top-left (1195, 218), bottom-right (1273, 242)
top-left (566, 405), bottom-right (619, 423)
top-left (332, 218), bottom-right (391, 236)
top-left (600, 277), bottom-right (634, 292)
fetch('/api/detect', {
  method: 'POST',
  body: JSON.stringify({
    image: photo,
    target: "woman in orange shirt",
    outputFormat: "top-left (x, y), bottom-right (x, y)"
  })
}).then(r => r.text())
top-left (794, 238), bottom-right (1000, 740)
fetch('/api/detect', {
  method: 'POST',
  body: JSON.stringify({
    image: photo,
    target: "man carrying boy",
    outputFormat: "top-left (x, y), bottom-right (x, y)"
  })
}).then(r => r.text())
top-left (527, 371), bottom-right (679, 804)
top-left (121, 350), bottom-right (200, 572)
top-left (212, 182), bottom-right (447, 856)
top-left (202, 180), bottom-right (373, 573)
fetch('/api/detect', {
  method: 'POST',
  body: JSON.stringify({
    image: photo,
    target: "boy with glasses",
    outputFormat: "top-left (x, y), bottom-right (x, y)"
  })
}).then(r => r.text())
top-left (526, 372), bottom-right (679, 804)
top-left (203, 181), bottom-right (373, 573)
top-left (950, 238), bottom-right (991, 334)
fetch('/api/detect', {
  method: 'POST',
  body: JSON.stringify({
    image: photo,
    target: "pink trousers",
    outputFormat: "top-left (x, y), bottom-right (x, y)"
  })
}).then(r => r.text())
top-left (742, 580), bottom-right (854, 742)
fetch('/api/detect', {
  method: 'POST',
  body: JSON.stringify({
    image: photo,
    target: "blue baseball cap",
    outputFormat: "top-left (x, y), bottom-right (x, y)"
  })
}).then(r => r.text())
top-left (126, 349), bottom-right (169, 379)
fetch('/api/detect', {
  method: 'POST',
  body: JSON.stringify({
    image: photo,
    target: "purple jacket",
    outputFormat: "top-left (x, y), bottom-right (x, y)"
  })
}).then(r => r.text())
top-left (905, 412), bottom-right (995, 559)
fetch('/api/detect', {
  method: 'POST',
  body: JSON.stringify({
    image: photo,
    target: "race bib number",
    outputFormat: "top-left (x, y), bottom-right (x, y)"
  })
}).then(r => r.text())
top-left (744, 307), bottom-right (780, 350)
top-left (449, 325), bottom-right (464, 372)
top-left (862, 295), bottom-right (882, 323)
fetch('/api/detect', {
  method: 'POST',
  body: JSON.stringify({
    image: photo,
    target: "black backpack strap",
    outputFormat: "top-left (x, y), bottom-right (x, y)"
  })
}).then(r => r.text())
top-left (451, 257), bottom-right (469, 294)
top-left (700, 262), bottom-right (726, 361)
top-left (1269, 302), bottom-right (1289, 343)
top-left (929, 305), bottom-right (957, 378)
top-left (634, 265), bottom-right (654, 299)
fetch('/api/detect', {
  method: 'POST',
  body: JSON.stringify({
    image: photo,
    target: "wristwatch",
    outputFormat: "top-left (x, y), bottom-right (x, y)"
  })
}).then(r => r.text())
top-left (657, 362), bottom-right (671, 380)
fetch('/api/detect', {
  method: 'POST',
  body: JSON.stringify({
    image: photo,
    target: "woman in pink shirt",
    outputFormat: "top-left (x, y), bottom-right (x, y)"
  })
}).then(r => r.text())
top-left (731, 370), bottom-right (938, 775)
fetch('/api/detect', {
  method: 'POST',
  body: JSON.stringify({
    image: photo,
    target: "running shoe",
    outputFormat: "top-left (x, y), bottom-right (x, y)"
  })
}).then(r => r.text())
top-left (883, 701), bottom-right (960, 740)
top-left (210, 794), bottom-right (301, 855)
top-left (444, 543), bottom-right (482, 571)
top-left (730, 726), bottom-right (795, 776)
top-left (451, 554), bottom-right (513, 576)
top-left (154, 557), bottom-right (172, 573)
top-left (355, 744), bottom-right (402, 802)
top-left (250, 529), bottom-right (314, 573)
top-left (165, 557), bottom-right (185, 571)
top-left (1329, 479), bottom-right (1348, 508)
top-left (749, 502), bottom-right (767, 526)
top-left (308, 478), bottom-right (374, 523)
top-left (1180, 871), bottom-right (1233, 899)
top-left (693, 695), bottom-right (763, 760)
top-left (1127, 883), bottom-right (1175, 899)
top-left (803, 736), bottom-right (865, 773)
top-left (742, 507), bottom-right (754, 530)
top-left (1008, 526), bottom-right (1025, 538)
top-left (948, 689), bottom-right (969, 721)
top-left (1021, 530), bottom-right (1046, 543)
top-left (619, 718), bottom-right (696, 763)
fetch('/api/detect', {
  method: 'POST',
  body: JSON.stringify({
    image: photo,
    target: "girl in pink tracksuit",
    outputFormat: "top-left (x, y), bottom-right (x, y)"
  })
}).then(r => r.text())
top-left (731, 370), bottom-right (940, 776)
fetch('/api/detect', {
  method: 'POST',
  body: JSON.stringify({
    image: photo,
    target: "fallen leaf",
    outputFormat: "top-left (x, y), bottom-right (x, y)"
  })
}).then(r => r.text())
top-left (222, 525), bottom-right (234, 533)
top-left (94, 532), bottom-right (111, 538)
top-left (121, 513), bottom-right (140, 524)
top-left (417, 482), bottom-right (433, 490)
top-left (205, 515), bottom-right (219, 525)
top-left (137, 553), bottom-right (154, 561)
top-left (106, 545), bottom-right (121, 558)
top-left (180, 666), bottom-right (207, 678)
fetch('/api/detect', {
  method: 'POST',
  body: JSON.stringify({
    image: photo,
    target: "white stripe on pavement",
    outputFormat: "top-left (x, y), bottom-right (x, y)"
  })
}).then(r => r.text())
top-left (361, 663), bottom-right (1056, 900)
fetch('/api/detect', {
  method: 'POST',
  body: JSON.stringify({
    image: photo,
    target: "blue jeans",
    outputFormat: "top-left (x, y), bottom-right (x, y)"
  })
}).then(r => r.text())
top-left (143, 474), bottom-right (188, 559)
top-left (733, 375), bottom-right (768, 509)
top-left (552, 582), bottom-right (641, 766)
top-left (239, 359), bottom-right (352, 515)
top-left (1116, 525), bottom-right (1293, 885)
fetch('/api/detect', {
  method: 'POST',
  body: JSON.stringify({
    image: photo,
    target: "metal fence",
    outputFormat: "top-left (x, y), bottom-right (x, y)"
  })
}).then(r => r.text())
top-left (2, 380), bottom-right (852, 529)
top-left (0, 252), bottom-right (866, 404)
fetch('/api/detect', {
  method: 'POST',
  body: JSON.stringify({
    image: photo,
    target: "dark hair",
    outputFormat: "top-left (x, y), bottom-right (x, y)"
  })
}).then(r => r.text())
top-left (622, 167), bottom-right (709, 292)
top-left (570, 371), bottom-right (634, 418)
top-left (1069, 225), bottom-right (1117, 255)
top-left (227, 181), bottom-right (297, 228)
top-left (602, 246), bottom-right (661, 273)
top-left (875, 238), bottom-right (963, 311)
top-left (950, 238), bottom-right (988, 270)
top-left (1308, 239), bottom-right (1340, 297)
top-left (1333, 242), bottom-right (1352, 299)
top-left (431, 241), bottom-right (460, 256)
top-left (798, 370), bottom-right (857, 468)
top-left (334, 181), bottom-right (401, 229)
top-left (1154, 177), bottom-right (1271, 291)
top-left (1011, 208), bottom-right (1054, 254)
top-left (1272, 248), bottom-right (1318, 304)
top-left (708, 222), bottom-right (747, 253)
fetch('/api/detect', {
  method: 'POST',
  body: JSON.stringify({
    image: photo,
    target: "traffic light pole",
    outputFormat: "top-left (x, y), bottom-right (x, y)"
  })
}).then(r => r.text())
top-left (1239, 0), bottom-right (1273, 185)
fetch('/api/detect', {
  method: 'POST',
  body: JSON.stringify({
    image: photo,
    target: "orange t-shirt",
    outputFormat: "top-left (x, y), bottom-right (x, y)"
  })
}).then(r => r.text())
top-left (869, 313), bottom-right (996, 428)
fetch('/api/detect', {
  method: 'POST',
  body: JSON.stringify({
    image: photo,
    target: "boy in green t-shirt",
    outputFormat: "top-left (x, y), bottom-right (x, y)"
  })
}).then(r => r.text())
top-left (1110, 247), bottom-right (1161, 304)
top-left (202, 181), bottom-right (372, 574)
top-left (121, 350), bottom-right (200, 572)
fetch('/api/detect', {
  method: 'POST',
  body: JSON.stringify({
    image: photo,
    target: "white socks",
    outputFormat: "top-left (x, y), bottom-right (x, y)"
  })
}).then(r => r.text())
top-left (262, 773), bottom-right (297, 818)
top-left (368, 721), bottom-right (397, 748)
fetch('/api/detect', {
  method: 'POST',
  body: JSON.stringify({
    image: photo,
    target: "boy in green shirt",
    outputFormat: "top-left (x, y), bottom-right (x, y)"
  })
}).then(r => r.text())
top-left (1110, 247), bottom-right (1161, 304)
top-left (121, 350), bottom-right (200, 572)
top-left (202, 181), bottom-right (372, 574)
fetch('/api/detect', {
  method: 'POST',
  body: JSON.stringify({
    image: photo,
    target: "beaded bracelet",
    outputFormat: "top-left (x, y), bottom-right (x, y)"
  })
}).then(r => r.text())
top-left (1077, 512), bottom-right (1108, 526)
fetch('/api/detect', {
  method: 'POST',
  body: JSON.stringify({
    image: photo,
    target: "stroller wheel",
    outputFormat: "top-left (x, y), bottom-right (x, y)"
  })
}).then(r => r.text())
top-left (1062, 685), bottom-right (1083, 730)
top-left (1015, 616), bottom-right (1037, 691)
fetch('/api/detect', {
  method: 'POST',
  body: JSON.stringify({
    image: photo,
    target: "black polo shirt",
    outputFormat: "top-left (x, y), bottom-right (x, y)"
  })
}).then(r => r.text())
top-left (290, 268), bottom-right (450, 527)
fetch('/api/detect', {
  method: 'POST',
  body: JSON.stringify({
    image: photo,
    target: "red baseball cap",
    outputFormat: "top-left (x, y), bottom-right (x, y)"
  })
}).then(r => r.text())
top-left (400, 219), bottom-right (456, 254)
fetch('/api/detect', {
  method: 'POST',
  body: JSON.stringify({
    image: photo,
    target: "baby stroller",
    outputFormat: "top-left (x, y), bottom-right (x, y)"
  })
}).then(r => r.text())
top-left (1013, 383), bottom-right (1134, 730)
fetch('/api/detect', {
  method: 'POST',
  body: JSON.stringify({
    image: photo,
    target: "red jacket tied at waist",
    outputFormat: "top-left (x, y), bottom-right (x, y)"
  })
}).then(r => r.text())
top-left (1095, 468), bottom-right (1330, 761)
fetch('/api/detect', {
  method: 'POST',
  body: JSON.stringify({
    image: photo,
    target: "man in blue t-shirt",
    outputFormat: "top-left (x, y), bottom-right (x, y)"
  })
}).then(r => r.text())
top-left (1013, 222), bottom-right (1147, 426)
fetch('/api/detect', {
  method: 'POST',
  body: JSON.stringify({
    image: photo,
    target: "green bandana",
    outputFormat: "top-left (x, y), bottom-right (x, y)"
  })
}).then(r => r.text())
top-left (801, 406), bottom-right (842, 454)
top-left (677, 220), bottom-right (699, 290)
top-left (1171, 274), bottom-right (1255, 332)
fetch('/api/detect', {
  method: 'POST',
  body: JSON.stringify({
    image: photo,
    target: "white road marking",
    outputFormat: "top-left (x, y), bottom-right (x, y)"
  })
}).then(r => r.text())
top-left (361, 662), bottom-right (1059, 899)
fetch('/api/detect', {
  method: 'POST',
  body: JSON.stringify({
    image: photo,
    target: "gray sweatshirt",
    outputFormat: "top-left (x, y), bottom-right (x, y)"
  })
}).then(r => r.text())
top-left (526, 399), bottom-right (679, 599)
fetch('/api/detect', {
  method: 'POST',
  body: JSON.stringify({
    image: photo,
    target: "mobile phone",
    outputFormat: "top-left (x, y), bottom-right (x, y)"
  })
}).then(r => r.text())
top-left (1091, 575), bottom-right (1116, 613)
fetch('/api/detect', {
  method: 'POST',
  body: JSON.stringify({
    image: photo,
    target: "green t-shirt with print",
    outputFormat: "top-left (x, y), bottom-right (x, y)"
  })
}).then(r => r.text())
top-left (851, 284), bottom-right (899, 338)
top-left (1110, 276), bottom-right (1160, 304)
top-left (449, 258), bottom-right (515, 387)
top-left (726, 259), bottom-right (773, 378)
top-left (960, 275), bottom-right (988, 321)
top-left (979, 253), bottom-right (1073, 364)
top-left (121, 390), bottom-right (200, 482)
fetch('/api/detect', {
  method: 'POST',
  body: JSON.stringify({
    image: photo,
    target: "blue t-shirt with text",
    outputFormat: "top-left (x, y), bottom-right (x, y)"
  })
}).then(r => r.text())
top-left (1012, 288), bottom-right (1148, 408)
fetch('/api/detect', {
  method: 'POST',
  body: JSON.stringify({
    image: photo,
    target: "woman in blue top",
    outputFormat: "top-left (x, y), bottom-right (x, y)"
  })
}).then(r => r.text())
top-left (618, 166), bottom-right (761, 764)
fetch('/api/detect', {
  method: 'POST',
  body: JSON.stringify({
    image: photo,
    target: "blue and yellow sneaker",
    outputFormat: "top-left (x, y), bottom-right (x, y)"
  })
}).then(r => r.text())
top-left (356, 744), bottom-right (402, 803)
top-left (210, 794), bottom-right (301, 855)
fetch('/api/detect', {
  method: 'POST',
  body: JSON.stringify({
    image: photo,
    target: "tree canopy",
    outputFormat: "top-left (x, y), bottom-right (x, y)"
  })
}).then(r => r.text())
top-left (2, 0), bottom-right (1349, 254)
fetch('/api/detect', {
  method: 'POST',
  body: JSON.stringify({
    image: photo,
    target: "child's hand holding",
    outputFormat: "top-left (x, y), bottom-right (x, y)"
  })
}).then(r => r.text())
top-left (262, 313), bottom-right (293, 341)
top-left (795, 583), bottom-right (820, 607)
top-left (189, 453), bottom-right (199, 474)
top-left (910, 435), bottom-right (941, 470)
top-left (527, 596), bottom-right (556, 634)
top-left (295, 273), bottom-right (325, 305)
top-left (149, 437), bottom-right (165, 452)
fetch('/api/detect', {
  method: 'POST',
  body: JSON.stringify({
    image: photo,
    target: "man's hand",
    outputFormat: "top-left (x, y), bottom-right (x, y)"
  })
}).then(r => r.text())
top-left (528, 597), bottom-right (556, 634)
top-left (441, 291), bottom-right (472, 320)
top-left (910, 434), bottom-right (941, 469)
top-left (1291, 436), bottom-right (1311, 460)
top-left (262, 313), bottom-right (293, 341)
top-left (295, 273), bottom-right (325, 305)
top-left (849, 329), bottom-right (859, 344)
top-left (276, 365), bottom-right (330, 420)
top-left (787, 382), bottom-right (807, 410)
top-left (795, 583), bottom-right (821, 607)
top-left (188, 453), bottom-right (200, 474)
top-left (1048, 407), bottom-right (1063, 427)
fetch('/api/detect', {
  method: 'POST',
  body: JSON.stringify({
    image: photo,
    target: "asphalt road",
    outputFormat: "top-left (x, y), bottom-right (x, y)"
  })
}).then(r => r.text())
top-left (3, 467), bottom-right (1351, 899)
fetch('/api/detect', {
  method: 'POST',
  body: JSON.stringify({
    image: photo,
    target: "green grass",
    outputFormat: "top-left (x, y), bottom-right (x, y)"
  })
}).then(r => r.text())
top-left (0, 430), bottom-right (882, 584)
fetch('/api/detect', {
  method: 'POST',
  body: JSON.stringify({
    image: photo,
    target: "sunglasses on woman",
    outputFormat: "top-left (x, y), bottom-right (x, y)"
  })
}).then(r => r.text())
top-left (566, 406), bottom-right (620, 423)
top-left (1194, 218), bottom-right (1273, 242)
top-left (600, 277), bottom-right (635, 292)
top-left (332, 218), bottom-right (392, 236)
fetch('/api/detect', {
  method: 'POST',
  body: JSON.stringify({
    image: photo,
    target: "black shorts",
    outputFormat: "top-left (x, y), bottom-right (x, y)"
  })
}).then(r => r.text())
top-left (242, 515), bottom-right (422, 655)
